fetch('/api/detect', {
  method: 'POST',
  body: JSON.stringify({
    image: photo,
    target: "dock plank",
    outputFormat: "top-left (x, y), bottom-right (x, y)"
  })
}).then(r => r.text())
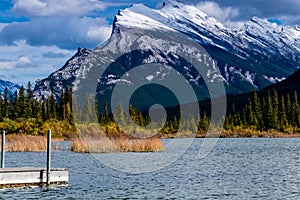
top-left (0, 168), bottom-right (68, 187)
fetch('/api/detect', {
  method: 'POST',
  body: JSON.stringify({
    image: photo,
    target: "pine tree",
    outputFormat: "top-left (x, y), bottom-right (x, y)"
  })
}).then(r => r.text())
top-left (172, 116), bottom-right (180, 132)
top-left (17, 86), bottom-right (26, 118)
top-left (241, 106), bottom-right (247, 128)
top-left (59, 89), bottom-right (66, 121)
top-left (115, 103), bottom-right (126, 128)
top-left (234, 113), bottom-right (242, 127)
top-left (292, 91), bottom-right (300, 127)
top-left (266, 91), bottom-right (275, 130)
top-left (129, 105), bottom-right (139, 124)
top-left (41, 97), bottom-right (47, 121)
top-left (32, 99), bottom-right (42, 121)
top-left (84, 94), bottom-right (94, 123)
top-left (138, 112), bottom-right (144, 127)
top-left (252, 91), bottom-right (259, 127)
top-left (279, 95), bottom-right (288, 131)
top-left (0, 92), bottom-right (3, 120)
top-left (224, 115), bottom-right (233, 130)
top-left (199, 112), bottom-right (209, 133)
top-left (261, 97), bottom-right (268, 130)
top-left (286, 93), bottom-right (292, 127)
top-left (252, 90), bottom-right (264, 129)
top-left (246, 98), bottom-right (254, 126)
top-left (64, 88), bottom-right (73, 124)
top-left (103, 101), bottom-right (110, 123)
top-left (47, 93), bottom-right (56, 119)
top-left (272, 90), bottom-right (279, 129)
top-left (9, 91), bottom-right (18, 119)
top-left (26, 81), bottom-right (34, 118)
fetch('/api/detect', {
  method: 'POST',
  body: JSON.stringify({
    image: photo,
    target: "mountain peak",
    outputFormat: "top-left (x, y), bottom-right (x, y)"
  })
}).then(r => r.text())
top-left (114, 3), bottom-right (171, 30)
top-left (251, 16), bottom-right (266, 23)
top-left (162, 0), bottom-right (184, 8)
top-left (76, 47), bottom-right (90, 56)
top-left (114, 1), bottom-right (223, 34)
top-left (0, 79), bottom-right (20, 94)
top-left (33, 2), bottom-right (300, 101)
top-left (246, 16), bottom-right (275, 30)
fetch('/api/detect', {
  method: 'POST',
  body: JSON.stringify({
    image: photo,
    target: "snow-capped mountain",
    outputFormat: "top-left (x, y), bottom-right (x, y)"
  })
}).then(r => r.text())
top-left (34, 0), bottom-right (300, 101)
top-left (34, 48), bottom-right (91, 100)
top-left (0, 79), bottom-right (20, 95)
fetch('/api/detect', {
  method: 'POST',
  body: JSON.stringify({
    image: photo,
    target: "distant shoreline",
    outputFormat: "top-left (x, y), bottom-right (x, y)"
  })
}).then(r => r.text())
top-left (2, 132), bottom-right (300, 153)
top-left (162, 131), bottom-right (300, 139)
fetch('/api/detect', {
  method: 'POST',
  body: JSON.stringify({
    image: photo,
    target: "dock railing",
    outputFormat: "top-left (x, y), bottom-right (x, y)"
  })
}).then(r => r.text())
top-left (0, 129), bottom-right (68, 188)
top-left (1, 131), bottom-right (5, 168)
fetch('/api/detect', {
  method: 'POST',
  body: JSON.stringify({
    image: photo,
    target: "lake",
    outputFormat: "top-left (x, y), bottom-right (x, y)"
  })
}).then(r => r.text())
top-left (1, 138), bottom-right (300, 199)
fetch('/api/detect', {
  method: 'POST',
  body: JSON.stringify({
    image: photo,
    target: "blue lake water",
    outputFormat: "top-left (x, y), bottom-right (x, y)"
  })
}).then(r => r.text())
top-left (1, 138), bottom-right (300, 199)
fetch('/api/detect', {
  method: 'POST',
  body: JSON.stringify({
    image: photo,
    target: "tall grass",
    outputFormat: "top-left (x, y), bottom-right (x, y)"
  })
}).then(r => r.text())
top-left (0, 134), bottom-right (62, 152)
top-left (72, 123), bottom-right (164, 153)
top-left (71, 136), bottom-right (164, 153)
top-left (0, 134), bottom-right (46, 152)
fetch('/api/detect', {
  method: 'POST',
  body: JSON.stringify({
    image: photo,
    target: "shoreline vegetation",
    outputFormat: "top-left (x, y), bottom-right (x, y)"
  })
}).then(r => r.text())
top-left (0, 133), bottom-right (164, 153)
top-left (1, 128), bottom-right (300, 153)
top-left (71, 136), bottom-right (164, 153)
top-left (2, 124), bottom-right (299, 153)
top-left (1, 131), bottom-right (300, 153)
top-left (1, 84), bottom-right (300, 152)
top-left (0, 134), bottom-right (61, 152)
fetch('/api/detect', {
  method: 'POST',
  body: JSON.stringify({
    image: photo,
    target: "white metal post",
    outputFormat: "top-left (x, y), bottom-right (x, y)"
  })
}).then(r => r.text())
top-left (46, 129), bottom-right (51, 186)
top-left (1, 131), bottom-right (5, 168)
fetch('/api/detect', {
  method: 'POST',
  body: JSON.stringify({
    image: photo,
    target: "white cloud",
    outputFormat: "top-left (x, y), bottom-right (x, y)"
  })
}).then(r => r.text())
top-left (0, 0), bottom-right (117, 85)
top-left (0, 61), bottom-right (15, 70)
top-left (196, 1), bottom-right (245, 29)
top-left (189, 0), bottom-right (300, 26)
top-left (16, 56), bottom-right (32, 68)
top-left (280, 15), bottom-right (300, 27)
top-left (13, 0), bottom-right (120, 17)
top-left (0, 56), bottom-right (32, 70)
top-left (87, 26), bottom-right (112, 42)
top-left (0, 40), bottom-right (75, 85)
top-left (13, 0), bottom-right (47, 15)
top-left (0, 23), bottom-right (8, 31)
top-left (0, 16), bottom-right (112, 49)
top-left (197, 1), bottom-right (239, 20)
top-left (225, 21), bottom-right (246, 29)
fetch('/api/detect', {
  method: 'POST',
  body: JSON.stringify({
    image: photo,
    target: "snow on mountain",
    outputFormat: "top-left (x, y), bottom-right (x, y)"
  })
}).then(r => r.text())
top-left (240, 17), bottom-right (300, 60)
top-left (0, 79), bottom-right (20, 95)
top-left (34, 48), bottom-right (91, 100)
top-left (116, 1), bottom-right (299, 62)
top-left (33, 0), bottom-right (300, 100)
top-left (116, 1), bottom-right (299, 61)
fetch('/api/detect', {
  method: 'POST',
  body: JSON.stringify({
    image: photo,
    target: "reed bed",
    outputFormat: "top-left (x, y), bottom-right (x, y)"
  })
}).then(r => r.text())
top-left (71, 136), bottom-right (164, 153)
top-left (0, 134), bottom-right (46, 152)
top-left (0, 134), bottom-right (62, 152)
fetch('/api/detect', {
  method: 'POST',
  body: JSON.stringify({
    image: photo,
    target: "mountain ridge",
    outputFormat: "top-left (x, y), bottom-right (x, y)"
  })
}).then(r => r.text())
top-left (34, 48), bottom-right (91, 100)
top-left (0, 79), bottom-right (20, 95)
top-left (33, 0), bottom-right (300, 101)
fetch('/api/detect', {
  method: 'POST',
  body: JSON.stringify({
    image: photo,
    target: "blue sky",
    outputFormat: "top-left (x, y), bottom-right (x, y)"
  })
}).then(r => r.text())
top-left (0, 0), bottom-right (299, 85)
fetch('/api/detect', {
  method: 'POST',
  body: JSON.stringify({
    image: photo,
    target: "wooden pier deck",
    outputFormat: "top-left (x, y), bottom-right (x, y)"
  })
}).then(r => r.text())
top-left (0, 168), bottom-right (68, 188)
top-left (0, 130), bottom-right (69, 188)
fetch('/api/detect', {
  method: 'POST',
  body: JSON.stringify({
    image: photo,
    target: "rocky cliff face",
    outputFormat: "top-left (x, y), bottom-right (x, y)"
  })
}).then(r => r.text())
top-left (0, 79), bottom-right (20, 94)
top-left (33, 0), bottom-right (300, 101)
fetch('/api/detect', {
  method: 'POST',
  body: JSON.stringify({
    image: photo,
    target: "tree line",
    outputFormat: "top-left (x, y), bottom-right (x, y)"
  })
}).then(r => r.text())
top-left (0, 82), bottom-right (73, 124)
top-left (1, 81), bottom-right (300, 136)
top-left (224, 90), bottom-right (300, 132)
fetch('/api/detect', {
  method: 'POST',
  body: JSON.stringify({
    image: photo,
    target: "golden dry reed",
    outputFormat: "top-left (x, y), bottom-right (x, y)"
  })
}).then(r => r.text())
top-left (0, 134), bottom-right (62, 152)
top-left (0, 134), bottom-right (47, 152)
top-left (71, 135), bottom-right (164, 153)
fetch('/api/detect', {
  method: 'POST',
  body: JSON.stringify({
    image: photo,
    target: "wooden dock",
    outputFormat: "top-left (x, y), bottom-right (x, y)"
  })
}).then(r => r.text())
top-left (1, 130), bottom-right (69, 188)
top-left (0, 167), bottom-right (68, 188)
